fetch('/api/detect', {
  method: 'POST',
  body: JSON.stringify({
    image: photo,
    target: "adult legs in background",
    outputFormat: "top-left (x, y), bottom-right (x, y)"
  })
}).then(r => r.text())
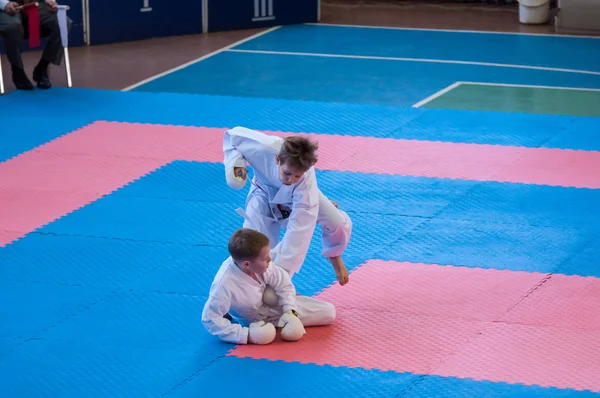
top-left (0, 2), bottom-right (72, 90)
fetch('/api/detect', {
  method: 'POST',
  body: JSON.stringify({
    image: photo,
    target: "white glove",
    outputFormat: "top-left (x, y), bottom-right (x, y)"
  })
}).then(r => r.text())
top-left (225, 167), bottom-right (246, 190)
top-left (248, 321), bottom-right (276, 345)
top-left (277, 310), bottom-right (306, 342)
top-left (262, 285), bottom-right (279, 307)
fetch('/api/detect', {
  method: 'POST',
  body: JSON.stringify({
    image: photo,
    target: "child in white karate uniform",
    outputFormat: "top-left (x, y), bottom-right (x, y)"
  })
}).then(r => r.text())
top-left (201, 228), bottom-right (336, 345)
top-left (222, 126), bottom-right (353, 286)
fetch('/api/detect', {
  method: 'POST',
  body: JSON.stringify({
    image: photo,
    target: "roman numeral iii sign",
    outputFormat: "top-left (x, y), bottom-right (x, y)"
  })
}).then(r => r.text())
top-left (252, 0), bottom-right (275, 21)
top-left (140, 0), bottom-right (152, 12)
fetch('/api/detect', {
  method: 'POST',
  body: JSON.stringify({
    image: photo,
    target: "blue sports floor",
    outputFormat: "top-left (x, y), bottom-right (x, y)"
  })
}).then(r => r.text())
top-left (1, 23), bottom-right (600, 397)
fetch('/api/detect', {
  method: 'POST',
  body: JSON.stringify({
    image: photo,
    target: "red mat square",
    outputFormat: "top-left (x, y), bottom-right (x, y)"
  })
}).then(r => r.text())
top-left (228, 260), bottom-right (600, 392)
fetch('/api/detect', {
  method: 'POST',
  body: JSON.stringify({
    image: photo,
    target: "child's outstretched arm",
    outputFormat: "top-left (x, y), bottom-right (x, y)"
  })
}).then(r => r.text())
top-left (222, 126), bottom-right (283, 190)
top-left (223, 128), bottom-right (250, 190)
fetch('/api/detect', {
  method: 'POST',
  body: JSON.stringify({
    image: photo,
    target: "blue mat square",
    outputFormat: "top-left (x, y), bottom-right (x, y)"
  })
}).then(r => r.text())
top-left (396, 108), bottom-right (569, 146)
top-left (377, 218), bottom-right (596, 274)
top-left (0, 233), bottom-right (188, 288)
top-left (38, 289), bottom-right (224, 354)
top-left (405, 374), bottom-right (598, 397)
top-left (127, 245), bottom-right (230, 295)
top-left (39, 195), bottom-right (242, 245)
top-left (436, 182), bottom-right (600, 231)
top-left (116, 161), bottom-right (247, 205)
top-left (0, 338), bottom-right (212, 398)
top-left (543, 117), bottom-right (600, 151)
top-left (556, 233), bottom-right (600, 278)
top-left (166, 357), bottom-right (419, 398)
top-left (316, 170), bottom-right (477, 217)
top-left (0, 280), bottom-right (110, 339)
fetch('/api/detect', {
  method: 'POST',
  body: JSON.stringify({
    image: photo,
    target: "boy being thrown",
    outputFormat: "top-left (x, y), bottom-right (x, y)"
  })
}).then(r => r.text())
top-left (202, 228), bottom-right (336, 345)
top-left (223, 126), bottom-right (353, 288)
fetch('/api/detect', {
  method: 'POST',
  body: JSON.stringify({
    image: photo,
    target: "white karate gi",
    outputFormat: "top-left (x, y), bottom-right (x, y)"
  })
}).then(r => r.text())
top-left (223, 126), bottom-right (353, 276)
top-left (201, 256), bottom-right (336, 344)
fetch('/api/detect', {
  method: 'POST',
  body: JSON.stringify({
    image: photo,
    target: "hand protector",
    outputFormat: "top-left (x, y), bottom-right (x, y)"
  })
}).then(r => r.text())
top-left (248, 321), bottom-right (276, 345)
top-left (277, 310), bottom-right (306, 342)
top-left (262, 285), bottom-right (279, 307)
top-left (225, 167), bottom-right (246, 190)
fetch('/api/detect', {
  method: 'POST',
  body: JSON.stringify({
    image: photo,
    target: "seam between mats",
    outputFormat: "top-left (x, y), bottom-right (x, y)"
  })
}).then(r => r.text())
top-left (535, 117), bottom-right (579, 149)
top-left (3, 244), bottom-right (195, 353)
top-left (395, 374), bottom-right (428, 397)
top-left (550, 229), bottom-right (600, 275)
top-left (370, 180), bottom-right (486, 259)
top-left (161, 354), bottom-right (232, 397)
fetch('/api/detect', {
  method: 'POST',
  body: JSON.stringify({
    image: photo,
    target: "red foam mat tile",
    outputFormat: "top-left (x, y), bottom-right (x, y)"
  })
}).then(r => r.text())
top-left (32, 121), bottom-right (224, 161)
top-left (500, 274), bottom-right (600, 332)
top-left (433, 323), bottom-right (600, 392)
top-left (317, 260), bottom-right (546, 322)
top-left (230, 308), bottom-right (487, 376)
top-left (229, 260), bottom-right (600, 393)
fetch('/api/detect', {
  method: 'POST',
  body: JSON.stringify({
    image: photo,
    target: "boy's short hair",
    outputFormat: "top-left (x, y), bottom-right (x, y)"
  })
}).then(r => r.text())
top-left (278, 136), bottom-right (319, 172)
top-left (228, 228), bottom-right (270, 262)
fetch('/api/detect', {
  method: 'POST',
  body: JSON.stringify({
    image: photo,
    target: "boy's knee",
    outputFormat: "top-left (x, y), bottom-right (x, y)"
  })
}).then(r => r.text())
top-left (323, 302), bottom-right (336, 324)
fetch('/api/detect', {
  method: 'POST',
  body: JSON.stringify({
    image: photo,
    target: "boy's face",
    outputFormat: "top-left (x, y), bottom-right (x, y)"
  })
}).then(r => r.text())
top-left (244, 245), bottom-right (272, 274)
top-left (276, 156), bottom-right (305, 186)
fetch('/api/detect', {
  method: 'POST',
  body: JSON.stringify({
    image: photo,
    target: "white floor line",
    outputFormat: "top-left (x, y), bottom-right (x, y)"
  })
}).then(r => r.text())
top-left (412, 82), bottom-right (463, 108)
top-left (460, 81), bottom-right (600, 92)
top-left (304, 22), bottom-right (600, 40)
top-left (226, 48), bottom-right (600, 76)
top-left (121, 26), bottom-right (282, 91)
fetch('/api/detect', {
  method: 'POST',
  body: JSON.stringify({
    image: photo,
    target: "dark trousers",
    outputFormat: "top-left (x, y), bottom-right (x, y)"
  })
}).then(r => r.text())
top-left (0, 2), bottom-right (72, 70)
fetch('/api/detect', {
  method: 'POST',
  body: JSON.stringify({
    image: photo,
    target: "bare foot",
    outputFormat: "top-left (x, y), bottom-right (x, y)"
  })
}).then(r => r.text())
top-left (329, 256), bottom-right (349, 286)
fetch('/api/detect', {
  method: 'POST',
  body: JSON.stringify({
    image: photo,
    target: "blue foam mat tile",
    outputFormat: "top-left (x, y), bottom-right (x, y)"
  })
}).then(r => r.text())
top-left (542, 117), bottom-right (600, 151)
top-left (404, 374), bottom-right (600, 397)
top-left (0, 337), bottom-right (22, 358)
top-left (0, 88), bottom-right (158, 120)
top-left (0, 233), bottom-right (189, 287)
top-left (38, 289), bottom-right (212, 353)
top-left (58, 89), bottom-right (425, 139)
top-left (121, 91), bottom-right (287, 128)
top-left (0, 338), bottom-right (219, 398)
top-left (116, 161), bottom-right (247, 204)
top-left (261, 99), bottom-right (424, 138)
top-left (435, 182), bottom-right (600, 231)
top-left (119, 162), bottom-right (477, 219)
top-left (166, 357), bottom-right (419, 398)
top-left (316, 169), bottom-right (478, 218)
top-left (377, 218), bottom-right (596, 274)
top-left (126, 245), bottom-right (230, 295)
top-left (396, 108), bottom-right (571, 147)
top-left (39, 195), bottom-right (243, 245)
top-left (0, 279), bottom-right (111, 339)
top-left (555, 233), bottom-right (600, 278)
top-left (235, 24), bottom-right (600, 74)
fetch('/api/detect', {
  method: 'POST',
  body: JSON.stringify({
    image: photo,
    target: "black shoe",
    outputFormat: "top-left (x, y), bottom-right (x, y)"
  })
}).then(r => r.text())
top-left (12, 68), bottom-right (34, 90)
top-left (33, 65), bottom-right (52, 89)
